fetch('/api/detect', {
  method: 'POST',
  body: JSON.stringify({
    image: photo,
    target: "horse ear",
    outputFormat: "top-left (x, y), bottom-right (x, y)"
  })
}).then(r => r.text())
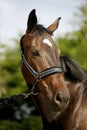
top-left (47, 17), bottom-right (61, 33)
top-left (27, 9), bottom-right (37, 32)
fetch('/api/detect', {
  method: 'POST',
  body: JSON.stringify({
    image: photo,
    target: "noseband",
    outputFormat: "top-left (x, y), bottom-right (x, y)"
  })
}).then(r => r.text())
top-left (20, 46), bottom-right (62, 95)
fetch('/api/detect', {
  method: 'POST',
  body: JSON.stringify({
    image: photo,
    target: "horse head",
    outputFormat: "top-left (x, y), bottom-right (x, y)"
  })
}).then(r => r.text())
top-left (20, 9), bottom-right (70, 122)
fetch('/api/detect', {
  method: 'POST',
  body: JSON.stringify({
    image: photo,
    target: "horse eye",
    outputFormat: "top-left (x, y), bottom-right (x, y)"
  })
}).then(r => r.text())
top-left (32, 50), bottom-right (40, 57)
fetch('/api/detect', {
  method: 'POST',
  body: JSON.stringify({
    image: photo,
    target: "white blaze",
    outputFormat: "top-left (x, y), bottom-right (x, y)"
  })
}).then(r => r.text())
top-left (43, 39), bottom-right (52, 47)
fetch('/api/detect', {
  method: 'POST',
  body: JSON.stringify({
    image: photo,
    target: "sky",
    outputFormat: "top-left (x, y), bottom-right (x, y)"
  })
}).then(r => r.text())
top-left (0, 0), bottom-right (86, 45)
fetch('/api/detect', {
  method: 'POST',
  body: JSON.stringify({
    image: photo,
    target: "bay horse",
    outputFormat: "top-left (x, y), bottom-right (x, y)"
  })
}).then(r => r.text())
top-left (20, 9), bottom-right (87, 130)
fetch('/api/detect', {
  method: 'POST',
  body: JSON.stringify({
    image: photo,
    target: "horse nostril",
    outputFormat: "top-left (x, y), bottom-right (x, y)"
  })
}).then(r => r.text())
top-left (55, 92), bottom-right (69, 105)
top-left (56, 93), bottom-right (62, 103)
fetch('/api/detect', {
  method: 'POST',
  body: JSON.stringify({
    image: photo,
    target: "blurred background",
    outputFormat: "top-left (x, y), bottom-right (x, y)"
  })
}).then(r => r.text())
top-left (0, 0), bottom-right (87, 129)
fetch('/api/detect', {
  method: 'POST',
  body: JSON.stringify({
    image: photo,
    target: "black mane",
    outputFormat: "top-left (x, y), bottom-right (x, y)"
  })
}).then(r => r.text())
top-left (36, 24), bottom-right (53, 35)
top-left (60, 56), bottom-right (86, 82)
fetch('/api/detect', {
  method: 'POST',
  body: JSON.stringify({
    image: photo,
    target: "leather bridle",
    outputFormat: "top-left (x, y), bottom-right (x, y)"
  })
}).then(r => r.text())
top-left (20, 46), bottom-right (62, 95)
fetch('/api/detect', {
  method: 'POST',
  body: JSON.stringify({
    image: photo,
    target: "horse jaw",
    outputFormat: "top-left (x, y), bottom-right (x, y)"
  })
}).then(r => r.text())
top-left (33, 93), bottom-right (62, 122)
top-left (32, 83), bottom-right (68, 123)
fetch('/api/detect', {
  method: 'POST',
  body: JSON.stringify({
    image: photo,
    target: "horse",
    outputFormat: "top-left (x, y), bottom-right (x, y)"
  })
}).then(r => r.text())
top-left (20, 9), bottom-right (87, 130)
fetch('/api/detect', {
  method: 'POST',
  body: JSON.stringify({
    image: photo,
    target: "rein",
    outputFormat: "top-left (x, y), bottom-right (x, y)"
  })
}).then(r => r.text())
top-left (20, 47), bottom-right (63, 95)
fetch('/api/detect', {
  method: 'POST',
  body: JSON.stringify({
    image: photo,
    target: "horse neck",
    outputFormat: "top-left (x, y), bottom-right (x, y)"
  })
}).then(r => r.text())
top-left (56, 81), bottom-right (86, 130)
top-left (41, 81), bottom-right (86, 130)
top-left (66, 82), bottom-right (84, 115)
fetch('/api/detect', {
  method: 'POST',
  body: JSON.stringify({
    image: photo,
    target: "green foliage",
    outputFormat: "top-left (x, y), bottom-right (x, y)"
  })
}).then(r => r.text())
top-left (21, 116), bottom-right (42, 130)
top-left (0, 38), bottom-right (27, 96)
top-left (56, 1), bottom-right (87, 69)
top-left (0, 116), bottom-right (42, 130)
top-left (0, 120), bottom-right (21, 130)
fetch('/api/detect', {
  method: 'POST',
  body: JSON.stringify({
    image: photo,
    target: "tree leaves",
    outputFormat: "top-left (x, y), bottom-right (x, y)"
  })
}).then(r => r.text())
top-left (0, 38), bottom-right (26, 96)
top-left (56, 1), bottom-right (87, 69)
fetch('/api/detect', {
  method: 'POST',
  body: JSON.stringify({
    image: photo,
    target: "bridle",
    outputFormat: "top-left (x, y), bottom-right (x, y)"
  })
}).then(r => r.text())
top-left (20, 45), bottom-right (62, 95)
